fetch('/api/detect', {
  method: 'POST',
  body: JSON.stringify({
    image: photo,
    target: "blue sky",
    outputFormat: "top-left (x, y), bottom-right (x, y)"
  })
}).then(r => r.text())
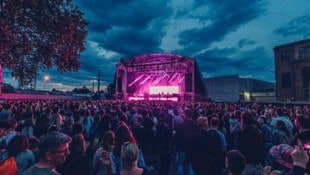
top-left (3, 0), bottom-right (310, 91)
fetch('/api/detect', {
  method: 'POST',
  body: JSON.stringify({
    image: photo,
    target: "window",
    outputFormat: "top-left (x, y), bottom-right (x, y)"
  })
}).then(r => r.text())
top-left (299, 46), bottom-right (310, 59)
top-left (282, 73), bottom-right (291, 88)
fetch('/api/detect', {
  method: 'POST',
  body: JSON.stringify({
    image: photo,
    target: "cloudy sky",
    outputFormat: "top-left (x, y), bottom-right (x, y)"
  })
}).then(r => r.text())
top-left (4, 0), bottom-right (310, 91)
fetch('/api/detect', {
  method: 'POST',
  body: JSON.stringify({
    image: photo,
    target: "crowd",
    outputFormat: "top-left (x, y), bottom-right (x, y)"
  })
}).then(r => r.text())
top-left (0, 100), bottom-right (309, 175)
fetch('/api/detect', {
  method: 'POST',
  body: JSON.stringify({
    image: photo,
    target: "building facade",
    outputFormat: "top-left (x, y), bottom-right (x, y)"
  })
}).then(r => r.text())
top-left (274, 39), bottom-right (310, 102)
top-left (205, 75), bottom-right (274, 102)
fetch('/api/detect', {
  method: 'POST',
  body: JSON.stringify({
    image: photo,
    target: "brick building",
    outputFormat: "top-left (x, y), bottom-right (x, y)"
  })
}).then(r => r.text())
top-left (274, 39), bottom-right (310, 102)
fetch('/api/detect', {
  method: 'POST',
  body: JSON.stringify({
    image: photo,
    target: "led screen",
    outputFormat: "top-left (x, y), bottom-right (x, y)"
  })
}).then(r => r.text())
top-left (149, 86), bottom-right (179, 95)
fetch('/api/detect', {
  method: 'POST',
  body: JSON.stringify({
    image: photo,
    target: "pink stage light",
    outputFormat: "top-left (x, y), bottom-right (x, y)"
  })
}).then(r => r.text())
top-left (149, 86), bottom-right (179, 94)
top-left (153, 74), bottom-right (169, 85)
top-left (168, 73), bottom-right (178, 83)
top-left (139, 75), bottom-right (152, 85)
top-left (129, 74), bottom-right (144, 87)
top-left (178, 76), bottom-right (184, 84)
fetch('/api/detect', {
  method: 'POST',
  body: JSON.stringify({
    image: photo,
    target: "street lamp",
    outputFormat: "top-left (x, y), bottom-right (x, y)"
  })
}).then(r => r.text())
top-left (43, 75), bottom-right (50, 91)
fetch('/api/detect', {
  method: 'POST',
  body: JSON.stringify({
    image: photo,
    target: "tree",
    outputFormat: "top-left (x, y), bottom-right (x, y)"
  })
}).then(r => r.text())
top-left (2, 83), bottom-right (14, 93)
top-left (0, 0), bottom-right (88, 87)
top-left (72, 86), bottom-right (91, 94)
top-left (107, 82), bottom-right (115, 94)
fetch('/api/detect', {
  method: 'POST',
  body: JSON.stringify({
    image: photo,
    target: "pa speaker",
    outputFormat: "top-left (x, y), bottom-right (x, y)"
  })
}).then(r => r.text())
top-left (117, 77), bottom-right (122, 92)
top-left (185, 73), bottom-right (192, 92)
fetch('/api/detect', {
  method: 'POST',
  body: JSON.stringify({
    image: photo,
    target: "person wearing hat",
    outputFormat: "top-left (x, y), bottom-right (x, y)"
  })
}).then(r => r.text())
top-left (263, 140), bottom-right (309, 175)
top-left (269, 144), bottom-right (294, 173)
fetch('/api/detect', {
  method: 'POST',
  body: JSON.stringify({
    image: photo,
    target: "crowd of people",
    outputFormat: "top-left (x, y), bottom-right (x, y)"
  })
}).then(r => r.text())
top-left (0, 99), bottom-right (309, 175)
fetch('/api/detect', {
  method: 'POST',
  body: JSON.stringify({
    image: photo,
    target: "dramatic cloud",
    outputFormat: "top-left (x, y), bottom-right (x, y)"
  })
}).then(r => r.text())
top-left (176, 0), bottom-right (267, 55)
top-left (274, 15), bottom-right (310, 38)
top-left (238, 39), bottom-right (257, 48)
top-left (196, 46), bottom-right (273, 81)
top-left (3, 0), bottom-right (310, 90)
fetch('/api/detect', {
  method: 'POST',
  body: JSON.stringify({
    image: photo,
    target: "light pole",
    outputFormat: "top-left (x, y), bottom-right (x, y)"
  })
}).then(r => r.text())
top-left (43, 75), bottom-right (50, 91)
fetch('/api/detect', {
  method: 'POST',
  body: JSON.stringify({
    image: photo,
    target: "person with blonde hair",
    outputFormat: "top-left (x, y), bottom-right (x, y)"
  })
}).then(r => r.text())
top-left (120, 142), bottom-right (146, 175)
top-left (197, 116), bottom-right (208, 130)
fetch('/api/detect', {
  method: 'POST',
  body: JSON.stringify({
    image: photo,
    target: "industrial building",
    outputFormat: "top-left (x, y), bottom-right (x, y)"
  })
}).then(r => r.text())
top-left (205, 75), bottom-right (274, 102)
top-left (274, 39), bottom-right (310, 102)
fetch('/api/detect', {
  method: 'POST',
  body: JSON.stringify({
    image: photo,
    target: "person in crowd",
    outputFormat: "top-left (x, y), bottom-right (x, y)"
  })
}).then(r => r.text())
top-left (81, 109), bottom-right (94, 139)
top-left (0, 103), bottom-right (12, 122)
top-left (289, 140), bottom-right (310, 175)
top-left (157, 113), bottom-right (174, 175)
top-left (21, 118), bottom-right (34, 138)
top-left (132, 115), bottom-right (146, 153)
top-left (197, 116), bottom-right (225, 175)
top-left (111, 123), bottom-right (146, 175)
top-left (197, 116), bottom-right (208, 130)
top-left (92, 114), bottom-right (112, 152)
top-left (172, 109), bottom-right (183, 127)
top-left (60, 114), bottom-right (74, 137)
top-left (236, 111), bottom-right (265, 175)
top-left (93, 131), bottom-right (115, 175)
top-left (257, 115), bottom-right (273, 165)
top-left (88, 112), bottom-right (101, 144)
top-left (272, 120), bottom-right (294, 145)
top-left (263, 140), bottom-right (310, 175)
top-left (174, 108), bottom-right (200, 175)
top-left (229, 110), bottom-right (241, 149)
top-left (58, 133), bottom-right (90, 175)
top-left (225, 150), bottom-right (246, 175)
top-left (0, 119), bottom-right (18, 149)
top-left (0, 119), bottom-right (12, 149)
top-left (28, 136), bottom-right (40, 162)
top-left (23, 131), bottom-right (72, 175)
top-left (209, 117), bottom-right (227, 152)
top-left (293, 112), bottom-right (310, 144)
top-left (270, 108), bottom-right (294, 133)
top-left (293, 112), bottom-right (310, 173)
top-left (33, 113), bottom-right (50, 138)
top-left (268, 144), bottom-right (295, 174)
top-left (50, 106), bottom-right (64, 131)
top-left (4, 135), bottom-right (36, 175)
top-left (72, 122), bottom-right (85, 136)
top-left (120, 142), bottom-right (147, 175)
top-left (209, 117), bottom-right (227, 173)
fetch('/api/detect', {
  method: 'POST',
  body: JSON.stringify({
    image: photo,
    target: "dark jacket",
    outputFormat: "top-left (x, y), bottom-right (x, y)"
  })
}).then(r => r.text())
top-left (236, 125), bottom-right (265, 165)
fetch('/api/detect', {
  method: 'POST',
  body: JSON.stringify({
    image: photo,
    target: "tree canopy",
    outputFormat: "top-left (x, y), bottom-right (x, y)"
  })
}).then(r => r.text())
top-left (0, 0), bottom-right (88, 87)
